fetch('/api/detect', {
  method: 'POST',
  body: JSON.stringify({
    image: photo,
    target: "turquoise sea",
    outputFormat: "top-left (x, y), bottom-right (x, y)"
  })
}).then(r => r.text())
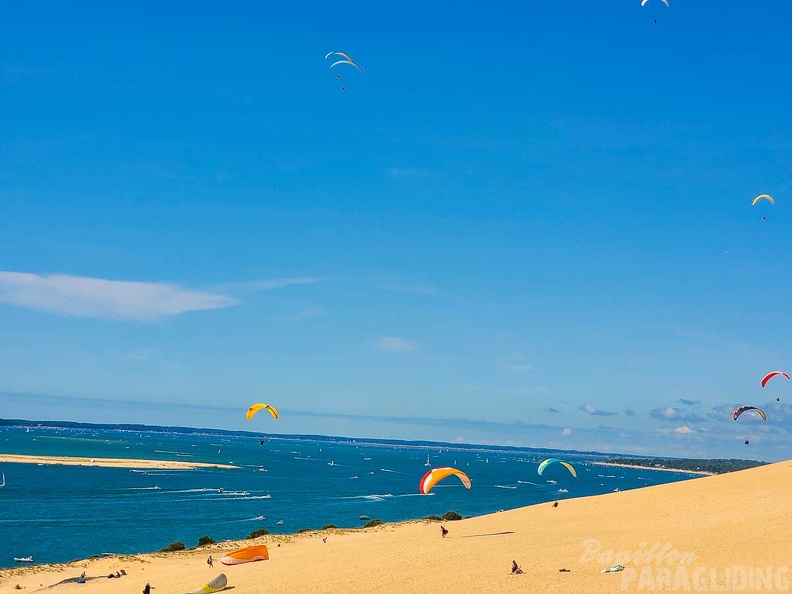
top-left (0, 423), bottom-right (700, 569)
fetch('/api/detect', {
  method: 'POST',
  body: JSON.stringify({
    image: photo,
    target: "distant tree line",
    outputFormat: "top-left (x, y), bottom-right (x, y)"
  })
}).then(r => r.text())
top-left (605, 457), bottom-right (768, 474)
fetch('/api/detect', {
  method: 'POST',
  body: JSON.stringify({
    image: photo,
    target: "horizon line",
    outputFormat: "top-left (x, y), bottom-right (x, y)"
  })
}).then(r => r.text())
top-left (0, 416), bottom-right (764, 463)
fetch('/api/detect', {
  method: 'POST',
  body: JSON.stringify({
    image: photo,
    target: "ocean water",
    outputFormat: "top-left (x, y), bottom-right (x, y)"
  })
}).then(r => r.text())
top-left (0, 424), bottom-right (699, 569)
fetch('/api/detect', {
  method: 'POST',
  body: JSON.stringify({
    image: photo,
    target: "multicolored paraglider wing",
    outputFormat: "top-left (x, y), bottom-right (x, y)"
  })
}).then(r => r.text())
top-left (246, 403), bottom-right (279, 421)
top-left (419, 467), bottom-right (471, 494)
top-left (325, 51), bottom-right (355, 62)
top-left (760, 371), bottom-right (790, 388)
top-left (220, 546), bottom-right (269, 565)
top-left (752, 194), bottom-right (775, 206)
top-left (189, 573), bottom-right (228, 594)
top-left (330, 60), bottom-right (365, 76)
top-left (732, 406), bottom-right (767, 422)
top-left (537, 458), bottom-right (577, 478)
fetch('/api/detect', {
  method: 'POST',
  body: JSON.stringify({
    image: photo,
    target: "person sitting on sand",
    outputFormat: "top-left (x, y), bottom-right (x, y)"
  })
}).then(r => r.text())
top-left (552, 501), bottom-right (558, 508)
top-left (511, 560), bottom-right (524, 574)
top-left (143, 583), bottom-right (151, 594)
top-left (440, 525), bottom-right (448, 538)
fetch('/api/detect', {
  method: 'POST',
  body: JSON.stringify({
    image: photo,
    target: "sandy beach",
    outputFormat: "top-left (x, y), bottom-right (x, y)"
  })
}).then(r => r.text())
top-left (592, 462), bottom-right (715, 476)
top-left (1, 459), bottom-right (789, 593)
top-left (0, 454), bottom-right (238, 470)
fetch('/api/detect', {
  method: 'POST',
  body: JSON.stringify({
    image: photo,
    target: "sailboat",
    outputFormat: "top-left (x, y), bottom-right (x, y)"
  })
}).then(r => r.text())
top-left (0, 473), bottom-right (4, 487)
top-left (424, 454), bottom-right (431, 467)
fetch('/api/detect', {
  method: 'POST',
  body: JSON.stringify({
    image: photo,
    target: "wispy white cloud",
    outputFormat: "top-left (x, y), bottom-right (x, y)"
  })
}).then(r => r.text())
top-left (375, 336), bottom-right (417, 353)
top-left (579, 403), bottom-right (618, 416)
top-left (650, 407), bottom-right (705, 423)
top-left (674, 426), bottom-right (694, 434)
top-left (214, 277), bottom-right (317, 295)
top-left (497, 353), bottom-right (534, 372)
top-left (0, 271), bottom-right (236, 321)
top-left (561, 427), bottom-right (572, 436)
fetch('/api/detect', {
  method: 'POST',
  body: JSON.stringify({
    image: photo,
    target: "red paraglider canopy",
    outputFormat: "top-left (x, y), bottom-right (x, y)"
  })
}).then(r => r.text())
top-left (760, 371), bottom-right (789, 388)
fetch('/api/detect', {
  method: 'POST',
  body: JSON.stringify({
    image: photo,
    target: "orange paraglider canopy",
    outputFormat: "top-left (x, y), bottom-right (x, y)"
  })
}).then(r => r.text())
top-left (220, 545), bottom-right (269, 566)
top-left (419, 467), bottom-right (471, 494)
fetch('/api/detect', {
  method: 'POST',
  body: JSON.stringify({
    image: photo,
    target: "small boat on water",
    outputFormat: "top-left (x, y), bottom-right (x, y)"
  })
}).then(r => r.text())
top-left (359, 515), bottom-right (369, 521)
top-left (276, 520), bottom-right (284, 526)
top-left (0, 472), bottom-right (5, 487)
top-left (14, 556), bottom-right (34, 563)
top-left (424, 454), bottom-right (430, 467)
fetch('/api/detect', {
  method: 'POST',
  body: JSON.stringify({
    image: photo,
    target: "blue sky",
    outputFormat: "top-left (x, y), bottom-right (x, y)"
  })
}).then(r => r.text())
top-left (2, 0), bottom-right (792, 460)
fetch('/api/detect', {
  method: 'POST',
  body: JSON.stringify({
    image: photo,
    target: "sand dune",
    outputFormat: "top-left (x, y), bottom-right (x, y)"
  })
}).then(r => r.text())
top-left (2, 460), bottom-right (789, 593)
top-left (0, 454), bottom-right (237, 470)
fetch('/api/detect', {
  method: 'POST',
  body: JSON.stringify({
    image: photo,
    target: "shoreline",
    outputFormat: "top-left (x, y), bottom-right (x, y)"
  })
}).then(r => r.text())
top-left (0, 453), bottom-right (238, 470)
top-left (592, 461), bottom-right (714, 476)
top-left (0, 461), bottom-right (788, 593)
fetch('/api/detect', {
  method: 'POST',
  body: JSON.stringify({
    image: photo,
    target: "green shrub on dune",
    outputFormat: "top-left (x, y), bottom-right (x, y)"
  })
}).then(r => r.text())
top-left (442, 511), bottom-right (462, 521)
top-left (363, 519), bottom-right (383, 528)
top-left (322, 524), bottom-right (338, 530)
top-left (160, 541), bottom-right (186, 552)
top-left (197, 536), bottom-right (215, 547)
top-left (247, 528), bottom-right (270, 539)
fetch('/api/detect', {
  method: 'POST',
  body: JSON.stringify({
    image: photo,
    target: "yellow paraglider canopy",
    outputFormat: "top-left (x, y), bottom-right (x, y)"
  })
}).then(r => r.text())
top-left (751, 194), bottom-right (775, 206)
top-left (188, 573), bottom-right (228, 594)
top-left (246, 403), bottom-right (279, 421)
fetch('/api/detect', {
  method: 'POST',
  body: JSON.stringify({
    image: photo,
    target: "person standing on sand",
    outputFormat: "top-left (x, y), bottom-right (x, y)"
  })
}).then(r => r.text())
top-left (440, 525), bottom-right (448, 538)
top-left (207, 555), bottom-right (213, 568)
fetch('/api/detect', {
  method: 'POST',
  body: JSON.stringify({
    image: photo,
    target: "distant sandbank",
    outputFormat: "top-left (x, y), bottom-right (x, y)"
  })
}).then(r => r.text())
top-left (0, 453), bottom-right (238, 469)
top-left (592, 461), bottom-right (714, 476)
